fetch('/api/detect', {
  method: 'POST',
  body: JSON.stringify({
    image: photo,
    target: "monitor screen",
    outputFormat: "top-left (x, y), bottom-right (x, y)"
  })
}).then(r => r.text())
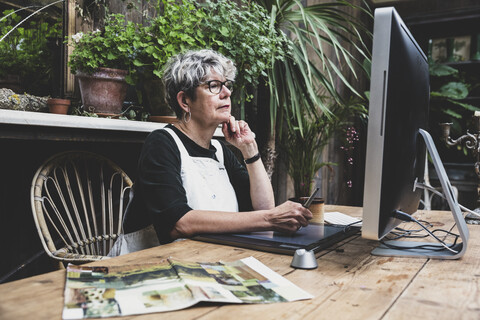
top-left (362, 7), bottom-right (430, 240)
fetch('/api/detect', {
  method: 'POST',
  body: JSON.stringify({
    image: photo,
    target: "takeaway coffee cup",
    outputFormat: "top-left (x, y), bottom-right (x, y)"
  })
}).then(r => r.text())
top-left (299, 197), bottom-right (324, 224)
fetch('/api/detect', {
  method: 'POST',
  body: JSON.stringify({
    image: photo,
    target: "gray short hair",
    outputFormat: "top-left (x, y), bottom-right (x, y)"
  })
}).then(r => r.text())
top-left (163, 49), bottom-right (236, 118)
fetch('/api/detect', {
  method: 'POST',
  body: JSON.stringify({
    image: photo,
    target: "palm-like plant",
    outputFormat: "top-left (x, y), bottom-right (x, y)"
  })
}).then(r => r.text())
top-left (282, 98), bottom-right (367, 198)
top-left (255, 0), bottom-right (371, 197)
top-left (258, 0), bottom-right (371, 130)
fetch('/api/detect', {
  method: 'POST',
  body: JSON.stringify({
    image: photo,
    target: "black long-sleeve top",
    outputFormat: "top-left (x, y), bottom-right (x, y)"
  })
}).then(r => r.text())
top-left (123, 124), bottom-right (252, 244)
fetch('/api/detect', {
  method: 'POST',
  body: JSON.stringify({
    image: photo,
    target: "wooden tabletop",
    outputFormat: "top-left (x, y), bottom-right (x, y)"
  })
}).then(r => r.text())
top-left (1, 205), bottom-right (479, 320)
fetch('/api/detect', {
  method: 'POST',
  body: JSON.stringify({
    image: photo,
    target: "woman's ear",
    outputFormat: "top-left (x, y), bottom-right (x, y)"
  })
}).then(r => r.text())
top-left (176, 91), bottom-right (190, 113)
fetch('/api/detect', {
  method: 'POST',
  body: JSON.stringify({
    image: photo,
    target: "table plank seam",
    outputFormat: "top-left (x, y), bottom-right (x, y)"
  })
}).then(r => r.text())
top-left (380, 259), bottom-right (429, 319)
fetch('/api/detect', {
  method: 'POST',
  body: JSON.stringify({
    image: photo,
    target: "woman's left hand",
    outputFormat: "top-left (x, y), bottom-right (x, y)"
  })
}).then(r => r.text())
top-left (223, 117), bottom-right (273, 211)
top-left (222, 116), bottom-right (256, 151)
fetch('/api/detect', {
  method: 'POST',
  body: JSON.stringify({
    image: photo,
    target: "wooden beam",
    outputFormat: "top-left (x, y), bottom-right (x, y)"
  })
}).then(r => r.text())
top-left (64, 0), bottom-right (75, 97)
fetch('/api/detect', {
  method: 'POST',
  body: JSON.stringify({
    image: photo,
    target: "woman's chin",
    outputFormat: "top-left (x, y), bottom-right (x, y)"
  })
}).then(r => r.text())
top-left (215, 120), bottom-right (228, 128)
top-left (217, 112), bottom-right (231, 123)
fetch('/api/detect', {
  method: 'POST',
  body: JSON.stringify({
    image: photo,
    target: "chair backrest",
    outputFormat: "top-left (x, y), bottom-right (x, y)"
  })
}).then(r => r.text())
top-left (31, 151), bottom-right (133, 263)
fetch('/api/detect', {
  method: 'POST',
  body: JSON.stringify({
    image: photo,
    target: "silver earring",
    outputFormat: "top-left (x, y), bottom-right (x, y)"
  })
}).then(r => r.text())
top-left (183, 111), bottom-right (191, 123)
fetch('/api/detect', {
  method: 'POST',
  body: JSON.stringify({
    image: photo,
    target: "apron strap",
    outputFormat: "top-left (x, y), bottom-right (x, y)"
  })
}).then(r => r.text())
top-left (163, 127), bottom-right (190, 160)
top-left (164, 127), bottom-right (224, 164)
top-left (211, 139), bottom-right (224, 165)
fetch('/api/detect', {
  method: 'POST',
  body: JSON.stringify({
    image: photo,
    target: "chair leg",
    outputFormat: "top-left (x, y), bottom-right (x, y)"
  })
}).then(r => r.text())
top-left (0, 249), bottom-right (47, 284)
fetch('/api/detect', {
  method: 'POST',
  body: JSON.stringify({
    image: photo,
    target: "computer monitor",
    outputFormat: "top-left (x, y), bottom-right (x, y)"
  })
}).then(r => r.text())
top-left (362, 7), bottom-right (468, 259)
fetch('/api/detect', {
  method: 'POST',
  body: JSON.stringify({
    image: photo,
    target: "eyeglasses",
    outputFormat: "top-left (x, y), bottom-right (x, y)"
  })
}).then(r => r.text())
top-left (202, 80), bottom-right (234, 94)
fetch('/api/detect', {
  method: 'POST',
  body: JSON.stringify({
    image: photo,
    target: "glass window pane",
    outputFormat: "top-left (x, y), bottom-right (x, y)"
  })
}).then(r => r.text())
top-left (0, 0), bottom-right (64, 97)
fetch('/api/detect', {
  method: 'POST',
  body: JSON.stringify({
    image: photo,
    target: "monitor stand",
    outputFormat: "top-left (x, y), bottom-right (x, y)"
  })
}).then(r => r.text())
top-left (372, 129), bottom-right (469, 259)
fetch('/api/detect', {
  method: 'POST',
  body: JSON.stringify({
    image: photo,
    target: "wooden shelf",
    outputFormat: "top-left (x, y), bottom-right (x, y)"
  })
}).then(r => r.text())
top-left (0, 109), bottom-right (164, 143)
top-left (0, 109), bottom-right (163, 132)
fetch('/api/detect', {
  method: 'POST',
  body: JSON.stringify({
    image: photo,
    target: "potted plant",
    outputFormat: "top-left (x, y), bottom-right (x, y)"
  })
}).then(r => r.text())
top-left (68, 13), bottom-right (140, 115)
top-left (252, 0), bottom-right (371, 184)
top-left (280, 98), bottom-right (367, 199)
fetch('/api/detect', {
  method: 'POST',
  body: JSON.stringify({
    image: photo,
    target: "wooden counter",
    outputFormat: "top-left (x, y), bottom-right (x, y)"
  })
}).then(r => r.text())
top-left (1, 205), bottom-right (478, 320)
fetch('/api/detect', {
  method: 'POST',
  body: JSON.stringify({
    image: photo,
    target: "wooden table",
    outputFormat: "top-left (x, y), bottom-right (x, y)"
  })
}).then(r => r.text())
top-left (1, 205), bottom-right (479, 320)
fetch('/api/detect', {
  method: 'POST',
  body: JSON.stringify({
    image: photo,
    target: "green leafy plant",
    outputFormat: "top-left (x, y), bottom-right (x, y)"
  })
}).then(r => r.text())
top-left (0, 10), bottom-right (23, 77)
top-left (133, 0), bottom-right (287, 116)
top-left (429, 62), bottom-right (480, 158)
top-left (430, 63), bottom-right (478, 119)
top-left (133, 0), bottom-right (207, 81)
top-left (257, 0), bottom-right (371, 133)
top-left (200, 0), bottom-right (289, 116)
top-left (68, 13), bottom-right (141, 80)
top-left (0, 9), bottom-right (61, 94)
top-left (281, 97), bottom-right (367, 197)
top-left (118, 0), bottom-right (208, 115)
top-left (253, 0), bottom-right (371, 197)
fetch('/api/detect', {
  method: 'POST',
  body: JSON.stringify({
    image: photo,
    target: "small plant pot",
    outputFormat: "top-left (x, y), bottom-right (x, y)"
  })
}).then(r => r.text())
top-left (47, 98), bottom-right (71, 114)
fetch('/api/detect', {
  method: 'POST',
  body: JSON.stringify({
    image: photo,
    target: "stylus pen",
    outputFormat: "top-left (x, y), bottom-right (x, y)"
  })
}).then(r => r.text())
top-left (303, 188), bottom-right (320, 208)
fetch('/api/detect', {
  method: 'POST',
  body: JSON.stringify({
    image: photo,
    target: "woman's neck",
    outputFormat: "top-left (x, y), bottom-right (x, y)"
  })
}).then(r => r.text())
top-left (174, 122), bottom-right (217, 149)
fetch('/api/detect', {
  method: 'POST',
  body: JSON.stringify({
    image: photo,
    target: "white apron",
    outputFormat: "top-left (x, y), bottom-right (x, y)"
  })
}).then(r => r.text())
top-left (108, 128), bottom-right (238, 256)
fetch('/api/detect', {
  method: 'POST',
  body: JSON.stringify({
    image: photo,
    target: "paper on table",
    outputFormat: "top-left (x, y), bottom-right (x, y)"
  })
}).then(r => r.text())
top-left (62, 256), bottom-right (313, 319)
top-left (324, 211), bottom-right (362, 227)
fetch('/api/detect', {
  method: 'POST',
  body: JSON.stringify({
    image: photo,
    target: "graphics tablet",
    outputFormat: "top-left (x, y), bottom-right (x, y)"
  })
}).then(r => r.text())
top-left (193, 223), bottom-right (360, 255)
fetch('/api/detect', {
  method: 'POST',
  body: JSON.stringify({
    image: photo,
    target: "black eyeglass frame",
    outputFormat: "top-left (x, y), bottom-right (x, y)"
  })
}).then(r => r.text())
top-left (201, 80), bottom-right (234, 94)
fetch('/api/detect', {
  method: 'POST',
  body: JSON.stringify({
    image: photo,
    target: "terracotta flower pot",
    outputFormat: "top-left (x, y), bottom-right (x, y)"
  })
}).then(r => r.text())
top-left (76, 67), bottom-right (128, 115)
top-left (47, 98), bottom-right (71, 114)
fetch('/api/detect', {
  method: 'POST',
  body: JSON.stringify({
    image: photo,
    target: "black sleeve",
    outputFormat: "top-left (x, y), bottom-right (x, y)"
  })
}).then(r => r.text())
top-left (221, 142), bottom-right (253, 212)
top-left (125, 129), bottom-right (192, 244)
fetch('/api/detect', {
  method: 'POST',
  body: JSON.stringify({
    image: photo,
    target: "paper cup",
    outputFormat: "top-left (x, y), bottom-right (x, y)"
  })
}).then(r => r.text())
top-left (299, 197), bottom-right (325, 224)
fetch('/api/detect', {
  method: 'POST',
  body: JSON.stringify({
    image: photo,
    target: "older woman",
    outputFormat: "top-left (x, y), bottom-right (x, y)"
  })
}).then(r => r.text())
top-left (109, 49), bottom-right (311, 256)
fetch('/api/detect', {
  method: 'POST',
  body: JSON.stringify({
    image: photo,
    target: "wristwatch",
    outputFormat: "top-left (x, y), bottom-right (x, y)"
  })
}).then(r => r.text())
top-left (244, 152), bottom-right (261, 164)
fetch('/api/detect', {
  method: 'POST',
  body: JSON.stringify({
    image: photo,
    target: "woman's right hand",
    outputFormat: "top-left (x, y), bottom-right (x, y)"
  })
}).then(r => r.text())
top-left (264, 201), bottom-right (313, 234)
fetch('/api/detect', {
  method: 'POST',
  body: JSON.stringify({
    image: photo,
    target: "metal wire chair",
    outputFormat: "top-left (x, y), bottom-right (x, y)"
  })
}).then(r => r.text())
top-left (31, 151), bottom-right (133, 264)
